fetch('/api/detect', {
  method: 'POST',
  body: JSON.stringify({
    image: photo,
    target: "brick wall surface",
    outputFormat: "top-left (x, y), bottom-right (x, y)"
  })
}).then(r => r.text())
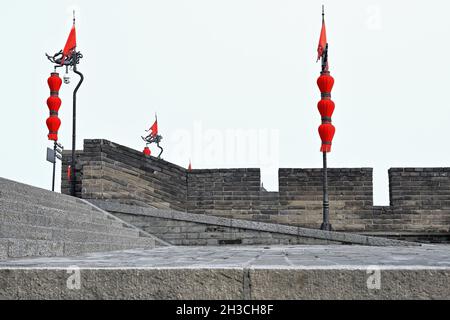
top-left (62, 139), bottom-right (187, 211)
top-left (389, 168), bottom-right (450, 209)
top-left (186, 169), bottom-right (262, 216)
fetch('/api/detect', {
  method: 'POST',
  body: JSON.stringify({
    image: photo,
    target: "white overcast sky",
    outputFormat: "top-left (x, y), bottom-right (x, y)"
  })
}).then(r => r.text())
top-left (1, 0), bottom-right (449, 205)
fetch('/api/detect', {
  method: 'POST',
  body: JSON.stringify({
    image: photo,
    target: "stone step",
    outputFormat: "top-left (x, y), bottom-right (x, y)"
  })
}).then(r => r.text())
top-left (62, 241), bottom-right (152, 257)
top-left (0, 178), bottom-right (81, 205)
top-left (0, 238), bottom-right (152, 260)
top-left (0, 210), bottom-right (138, 238)
top-left (0, 221), bottom-right (152, 245)
top-left (0, 198), bottom-right (123, 228)
top-left (0, 189), bottom-right (98, 215)
top-left (0, 177), bottom-right (159, 258)
top-left (53, 228), bottom-right (153, 245)
top-left (0, 238), bottom-right (63, 259)
top-left (1, 245), bottom-right (448, 299)
top-left (0, 187), bottom-right (80, 208)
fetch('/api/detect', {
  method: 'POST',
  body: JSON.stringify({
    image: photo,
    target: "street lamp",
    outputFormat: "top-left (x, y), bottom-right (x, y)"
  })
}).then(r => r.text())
top-left (46, 11), bottom-right (84, 196)
top-left (316, 6), bottom-right (336, 231)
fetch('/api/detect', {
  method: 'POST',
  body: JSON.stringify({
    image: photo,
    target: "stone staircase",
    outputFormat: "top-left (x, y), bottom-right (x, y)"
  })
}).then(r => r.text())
top-left (0, 177), bottom-right (161, 260)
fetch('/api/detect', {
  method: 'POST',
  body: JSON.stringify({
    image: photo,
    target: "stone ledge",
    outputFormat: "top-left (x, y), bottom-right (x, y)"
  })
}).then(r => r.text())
top-left (1, 245), bottom-right (449, 299)
top-left (0, 267), bottom-right (449, 299)
top-left (88, 200), bottom-right (419, 247)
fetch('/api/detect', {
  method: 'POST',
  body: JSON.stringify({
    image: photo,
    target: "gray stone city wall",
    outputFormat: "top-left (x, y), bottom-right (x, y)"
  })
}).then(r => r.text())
top-left (278, 168), bottom-right (373, 230)
top-left (389, 168), bottom-right (450, 209)
top-left (62, 139), bottom-right (187, 211)
top-left (61, 139), bottom-right (450, 235)
top-left (186, 169), bottom-right (262, 216)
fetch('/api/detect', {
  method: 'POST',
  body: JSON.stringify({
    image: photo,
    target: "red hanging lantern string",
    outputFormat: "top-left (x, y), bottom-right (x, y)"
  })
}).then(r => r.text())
top-left (46, 72), bottom-right (62, 141)
top-left (316, 5), bottom-right (334, 231)
top-left (317, 71), bottom-right (335, 153)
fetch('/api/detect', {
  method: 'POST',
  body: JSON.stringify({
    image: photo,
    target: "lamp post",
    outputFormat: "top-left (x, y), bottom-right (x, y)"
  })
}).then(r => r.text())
top-left (46, 142), bottom-right (63, 191)
top-left (316, 7), bottom-right (336, 231)
top-left (70, 52), bottom-right (84, 196)
top-left (46, 12), bottom-right (83, 196)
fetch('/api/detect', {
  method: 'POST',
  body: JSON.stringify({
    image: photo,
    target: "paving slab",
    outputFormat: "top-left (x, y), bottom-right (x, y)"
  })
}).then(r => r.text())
top-left (2, 244), bottom-right (449, 269)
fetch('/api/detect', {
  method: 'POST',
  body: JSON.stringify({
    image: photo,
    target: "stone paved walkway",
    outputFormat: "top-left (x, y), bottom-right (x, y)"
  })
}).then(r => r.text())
top-left (1, 244), bottom-right (450, 269)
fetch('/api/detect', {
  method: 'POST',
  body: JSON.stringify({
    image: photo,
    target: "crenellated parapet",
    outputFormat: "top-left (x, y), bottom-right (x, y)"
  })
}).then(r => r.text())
top-left (61, 139), bottom-right (450, 239)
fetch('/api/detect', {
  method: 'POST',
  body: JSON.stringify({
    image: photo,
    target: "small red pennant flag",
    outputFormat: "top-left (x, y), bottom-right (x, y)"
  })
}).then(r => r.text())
top-left (188, 160), bottom-right (192, 171)
top-left (149, 119), bottom-right (158, 137)
top-left (317, 18), bottom-right (327, 62)
top-left (61, 25), bottom-right (76, 65)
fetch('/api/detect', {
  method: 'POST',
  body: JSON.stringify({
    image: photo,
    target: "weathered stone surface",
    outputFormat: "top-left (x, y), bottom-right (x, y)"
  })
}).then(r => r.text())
top-left (0, 240), bottom-right (8, 260)
top-left (0, 268), bottom-right (244, 300)
top-left (249, 269), bottom-right (450, 300)
top-left (0, 245), bottom-right (449, 300)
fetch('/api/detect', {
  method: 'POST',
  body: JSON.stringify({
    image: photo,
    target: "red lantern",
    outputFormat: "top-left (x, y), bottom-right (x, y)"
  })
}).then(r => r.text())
top-left (143, 147), bottom-right (151, 156)
top-left (47, 96), bottom-right (61, 113)
top-left (317, 73), bottom-right (334, 94)
top-left (317, 99), bottom-right (335, 120)
top-left (46, 72), bottom-right (62, 141)
top-left (46, 116), bottom-right (61, 141)
top-left (318, 123), bottom-right (335, 153)
top-left (317, 71), bottom-right (335, 153)
top-left (48, 73), bottom-right (62, 93)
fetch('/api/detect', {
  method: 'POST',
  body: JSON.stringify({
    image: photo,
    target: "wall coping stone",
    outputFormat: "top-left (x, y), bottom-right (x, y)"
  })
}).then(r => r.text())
top-left (88, 200), bottom-right (419, 247)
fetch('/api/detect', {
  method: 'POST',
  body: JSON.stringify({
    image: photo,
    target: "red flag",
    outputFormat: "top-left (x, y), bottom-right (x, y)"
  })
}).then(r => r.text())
top-left (188, 160), bottom-right (192, 171)
top-left (61, 25), bottom-right (76, 65)
top-left (149, 119), bottom-right (158, 137)
top-left (317, 19), bottom-right (327, 62)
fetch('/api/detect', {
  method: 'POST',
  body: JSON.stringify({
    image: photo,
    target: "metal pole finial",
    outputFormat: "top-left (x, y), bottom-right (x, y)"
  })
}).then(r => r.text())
top-left (322, 5), bottom-right (325, 21)
top-left (73, 10), bottom-right (76, 25)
